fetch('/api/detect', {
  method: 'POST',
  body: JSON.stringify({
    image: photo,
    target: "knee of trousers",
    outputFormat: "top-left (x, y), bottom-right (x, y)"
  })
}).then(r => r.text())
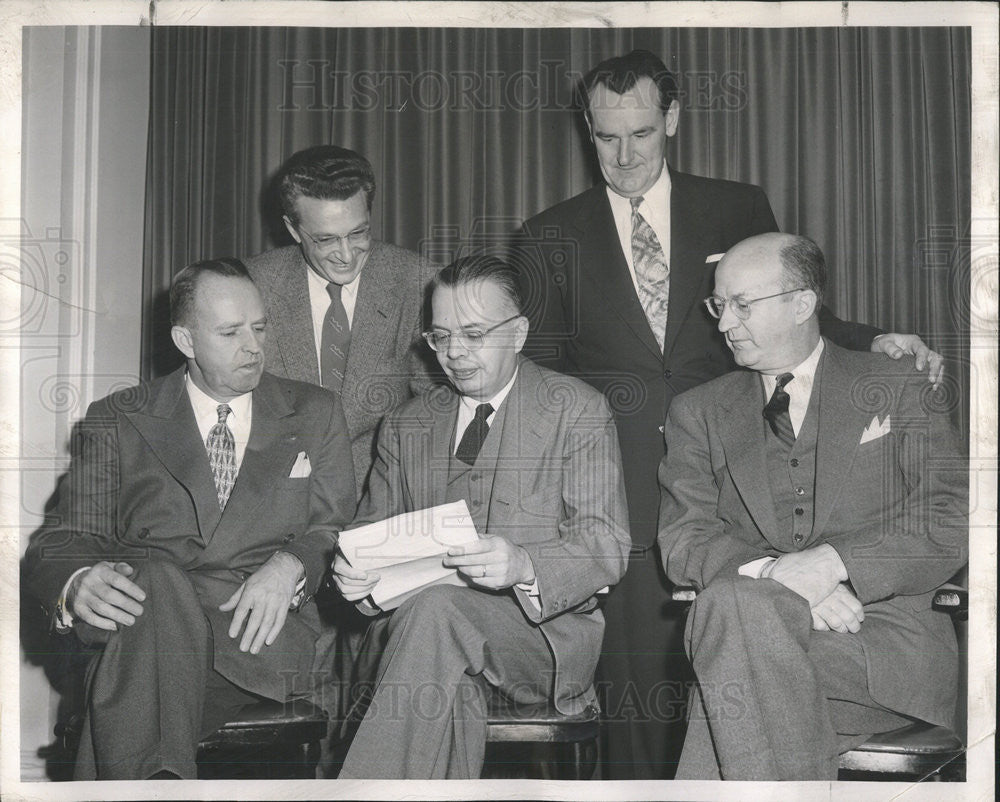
top-left (686, 576), bottom-right (809, 651)
top-left (389, 585), bottom-right (476, 645)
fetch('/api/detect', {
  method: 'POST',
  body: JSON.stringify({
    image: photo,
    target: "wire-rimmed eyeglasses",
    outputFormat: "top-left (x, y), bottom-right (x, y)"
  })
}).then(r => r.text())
top-left (422, 315), bottom-right (521, 352)
top-left (703, 288), bottom-right (805, 321)
top-left (297, 224), bottom-right (371, 254)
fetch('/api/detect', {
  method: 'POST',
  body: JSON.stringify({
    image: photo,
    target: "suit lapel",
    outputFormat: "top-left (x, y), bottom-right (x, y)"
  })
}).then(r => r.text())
top-left (486, 360), bottom-right (548, 533)
top-left (425, 388), bottom-right (459, 511)
top-left (269, 251), bottom-right (320, 384)
top-left (577, 189), bottom-right (663, 361)
top-left (127, 368), bottom-right (223, 538)
top-left (812, 344), bottom-right (863, 537)
top-left (719, 372), bottom-right (783, 541)
top-left (343, 242), bottom-right (401, 428)
top-left (664, 168), bottom-right (717, 359)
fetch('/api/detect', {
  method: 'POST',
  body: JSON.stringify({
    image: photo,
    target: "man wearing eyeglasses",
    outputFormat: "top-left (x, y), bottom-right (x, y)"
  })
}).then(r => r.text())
top-left (246, 145), bottom-right (439, 499)
top-left (657, 233), bottom-right (967, 780)
top-left (330, 256), bottom-right (631, 778)
top-left (513, 48), bottom-right (946, 779)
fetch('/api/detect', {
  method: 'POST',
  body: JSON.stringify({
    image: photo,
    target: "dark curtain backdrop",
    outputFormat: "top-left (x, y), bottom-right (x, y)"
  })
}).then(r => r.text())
top-left (142, 26), bottom-right (971, 431)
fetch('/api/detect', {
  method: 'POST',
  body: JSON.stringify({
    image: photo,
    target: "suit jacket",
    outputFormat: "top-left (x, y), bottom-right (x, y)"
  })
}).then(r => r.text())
top-left (245, 241), bottom-right (439, 496)
top-left (24, 367), bottom-right (357, 700)
top-left (350, 357), bottom-right (632, 714)
top-left (517, 169), bottom-right (882, 544)
top-left (658, 341), bottom-right (968, 728)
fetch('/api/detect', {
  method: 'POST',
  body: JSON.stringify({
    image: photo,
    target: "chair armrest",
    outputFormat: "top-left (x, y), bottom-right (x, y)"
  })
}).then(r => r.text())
top-left (932, 585), bottom-right (968, 620)
top-left (671, 587), bottom-right (697, 603)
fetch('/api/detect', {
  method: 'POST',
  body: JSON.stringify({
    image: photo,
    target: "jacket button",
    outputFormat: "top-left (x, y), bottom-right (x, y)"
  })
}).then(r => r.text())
top-left (794, 507), bottom-right (804, 516)
top-left (794, 533), bottom-right (804, 542)
top-left (663, 369), bottom-right (672, 379)
top-left (790, 458), bottom-right (799, 467)
top-left (137, 527), bottom-right (150, 539)
top-left (795, 487), bottom-right (805, 496)
top-left (470, 473), bottom-right (480, 483)
top-left (283, 533), bottom-right (295, 543)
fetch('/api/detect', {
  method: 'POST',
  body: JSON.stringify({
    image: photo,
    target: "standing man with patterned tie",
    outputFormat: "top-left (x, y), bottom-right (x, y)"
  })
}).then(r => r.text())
top-left (22, 259), bottom-right (357, 779)
top-left (246, 145), bottom-right (439, 499)
top-left (658, 234), bottom-right (966, 779)
top-left (513, 49), bottom-right (945, 778)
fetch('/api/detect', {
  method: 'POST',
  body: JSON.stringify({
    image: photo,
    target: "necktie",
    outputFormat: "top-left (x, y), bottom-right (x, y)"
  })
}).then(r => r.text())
top-left (206, 403), bottom-right (237, 509)
top-left (455, 403), bottom-right (494, 466)
top-left (763, 373), bottom-right (796, 447)
top-left (321, 282), bottom-right (351, 394)
top-left (630, 196), bottom-right (670, 351)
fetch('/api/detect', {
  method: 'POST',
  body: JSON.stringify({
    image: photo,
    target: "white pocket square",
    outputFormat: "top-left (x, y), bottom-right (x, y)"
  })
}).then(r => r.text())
top-left (289, 451), bottom-right (312, 478)
top-left (705, 252), bottom-right (725, 264)
top-left (859, 415), bottom-right (891, 445)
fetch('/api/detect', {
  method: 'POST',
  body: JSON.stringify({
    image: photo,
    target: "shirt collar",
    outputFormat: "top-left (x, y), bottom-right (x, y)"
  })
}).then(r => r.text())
top-left (761, 337), bottom-right (825, 396)
top-left (305, 261), bottom-right (362, 300)
top-left (458, 365), bottom-right (519, 416)
top-left (605, 159), bottom-right (671, 218)
top-left (185, 371), bottom-right (253, 422)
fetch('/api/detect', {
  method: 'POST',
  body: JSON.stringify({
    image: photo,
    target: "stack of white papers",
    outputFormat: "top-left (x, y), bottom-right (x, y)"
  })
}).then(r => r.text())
top-left (338, 500), bottom-right (481, 610)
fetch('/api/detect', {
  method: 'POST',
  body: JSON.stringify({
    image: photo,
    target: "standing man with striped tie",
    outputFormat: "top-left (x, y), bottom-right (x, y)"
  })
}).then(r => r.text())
top-left (23, 259), bottom-right (357, 779)
top-left (246, 145), bottom-right (440, 500)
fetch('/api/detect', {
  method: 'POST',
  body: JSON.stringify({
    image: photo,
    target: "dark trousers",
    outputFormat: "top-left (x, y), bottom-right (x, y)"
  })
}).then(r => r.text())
top-left (73, 561), bottom-right (271, 779)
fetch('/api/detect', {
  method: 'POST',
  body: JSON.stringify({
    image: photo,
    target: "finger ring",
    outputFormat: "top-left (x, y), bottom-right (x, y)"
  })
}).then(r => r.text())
top-left (480, 565), bottom-right (487, 578)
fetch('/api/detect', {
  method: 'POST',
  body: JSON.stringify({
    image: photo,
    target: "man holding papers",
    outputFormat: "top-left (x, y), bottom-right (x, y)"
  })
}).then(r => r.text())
top-left (332, 255), bottom-right (631, 779)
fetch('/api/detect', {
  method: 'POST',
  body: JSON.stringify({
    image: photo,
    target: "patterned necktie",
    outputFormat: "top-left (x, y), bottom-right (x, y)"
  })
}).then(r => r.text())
top-left (763, 373), bottom-right (796, 447)
top-left (206, 403), bottom-right (237, 509)
top-left (321, 282), bottom-right (351, 394)
top-left (455, 403), bottom-right (494, 466)
top-left (630, 196), bottom-right (670, 351)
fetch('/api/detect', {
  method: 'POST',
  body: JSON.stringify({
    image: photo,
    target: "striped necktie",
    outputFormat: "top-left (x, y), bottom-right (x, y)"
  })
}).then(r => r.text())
top-left (321, 282), bottom-right (351, 394)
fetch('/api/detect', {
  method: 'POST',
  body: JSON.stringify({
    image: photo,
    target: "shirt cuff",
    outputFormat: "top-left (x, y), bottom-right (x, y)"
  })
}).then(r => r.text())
top-left (515, 578), bottom-right (542, 612)
top-left (738, 556), bottom-right (777, 579)
top-left (55, 567), bottom-right (92, 631)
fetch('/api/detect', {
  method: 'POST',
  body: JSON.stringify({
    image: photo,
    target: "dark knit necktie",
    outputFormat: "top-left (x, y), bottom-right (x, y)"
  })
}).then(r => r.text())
top-left (455, 403), bottom-right (494, 466)
top-left (630, 196), bottom-right (670, 351)
top-left (763, 373), bottom-right (796, 447)
top-left (321, 282), bottom-right (351, 394)
top-left (206, 403), bottom-right (237, 508)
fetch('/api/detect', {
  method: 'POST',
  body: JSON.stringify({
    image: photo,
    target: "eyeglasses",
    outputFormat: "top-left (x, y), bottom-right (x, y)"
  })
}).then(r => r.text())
top-left (422, 315), bottom-right (521, 352)
top-left (703, 288), bottom-right (805, 320)
top-left (297, 224), bottom-right (371, 254)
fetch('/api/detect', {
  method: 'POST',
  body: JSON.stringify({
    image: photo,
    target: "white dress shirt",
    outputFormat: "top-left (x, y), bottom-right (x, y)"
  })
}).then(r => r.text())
top-left (606, 160), bottom-right (671, 298)
top-left (306, 266), bottom-right (361, 377)
top-left (739, 337), bottom-right (826, 579)
top-left (451, 368), bottom-right (518, 454)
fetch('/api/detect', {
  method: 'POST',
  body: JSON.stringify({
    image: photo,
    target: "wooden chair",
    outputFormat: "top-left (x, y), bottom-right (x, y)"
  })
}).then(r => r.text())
top-left (196, 699), bottom-right (328, 779)
top-left (482, 693), bottom-right (601, 779)
top-left (670, 579), bottom-right (968, 782)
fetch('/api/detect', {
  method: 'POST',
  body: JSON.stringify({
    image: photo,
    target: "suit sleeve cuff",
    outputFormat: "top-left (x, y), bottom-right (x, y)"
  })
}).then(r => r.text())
top-left (55, 567), bottom-right (92, 631)
top-left (738, 556), bottom-right (777, 579)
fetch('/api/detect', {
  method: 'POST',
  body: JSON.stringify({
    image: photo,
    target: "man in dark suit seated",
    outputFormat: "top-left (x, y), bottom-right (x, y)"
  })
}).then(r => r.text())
top-left (245, 145), bottom-right (439, 498)
top-left (514, 48), bottom-right (946, 779)
top-left (657, 233), bottom-right (967, 780)
top-left (23, 258), bottom-right (357, 779)
top-left (330, 256), bottom-right (632, 779)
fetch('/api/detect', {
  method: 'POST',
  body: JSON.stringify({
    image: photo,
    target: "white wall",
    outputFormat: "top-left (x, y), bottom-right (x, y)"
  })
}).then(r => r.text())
top-left (16, 25), bottom-right (150, 779)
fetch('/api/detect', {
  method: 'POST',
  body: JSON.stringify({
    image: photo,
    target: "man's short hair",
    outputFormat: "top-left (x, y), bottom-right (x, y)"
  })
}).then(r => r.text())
top-left (432, 255), bottom-right (524, 316)
top-left (778, 236), bottom-right (827, 306)
top-left (170, 257), bottom-right (253, 327)
top-left (581, 49), bottom-right (680, 118)
top-left (278, 145), bottom-right (377, 225)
